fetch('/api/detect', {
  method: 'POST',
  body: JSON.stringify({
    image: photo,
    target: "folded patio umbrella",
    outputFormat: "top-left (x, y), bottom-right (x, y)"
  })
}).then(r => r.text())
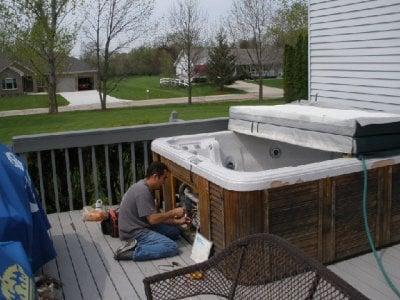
top-left (0, 144), bottom-right (56, 273)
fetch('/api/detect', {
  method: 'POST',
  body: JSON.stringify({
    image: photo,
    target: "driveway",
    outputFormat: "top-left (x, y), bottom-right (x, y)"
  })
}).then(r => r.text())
top-left (60, 90), bottom-right (128, 106)
top-left (228, 80), bottom-right (283, 98)
top-left (59, 82), bottom-right (283, 107)
top-left (0, 82), bottom-right (284, 117)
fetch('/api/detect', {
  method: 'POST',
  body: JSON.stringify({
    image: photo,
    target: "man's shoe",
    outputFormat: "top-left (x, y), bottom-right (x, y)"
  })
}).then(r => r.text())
top-left (114, 249), bottom-right (133, 260)
top-left (114, 239), bottom-right (137, 261)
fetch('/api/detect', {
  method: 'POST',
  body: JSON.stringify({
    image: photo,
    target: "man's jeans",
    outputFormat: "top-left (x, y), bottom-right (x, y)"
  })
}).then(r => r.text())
top-left (132, 224), bottom-right (180, 261)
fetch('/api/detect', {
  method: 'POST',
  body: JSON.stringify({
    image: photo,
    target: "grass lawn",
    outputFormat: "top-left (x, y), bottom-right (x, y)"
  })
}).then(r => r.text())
top-left (246, 78), bottom-right (283, 89)
top-left (0, 98), bottom-right (285, 144)
top-left (109, 76), bottom-right (244, 100)
top-left (0, 94), bottom-right (69, 111)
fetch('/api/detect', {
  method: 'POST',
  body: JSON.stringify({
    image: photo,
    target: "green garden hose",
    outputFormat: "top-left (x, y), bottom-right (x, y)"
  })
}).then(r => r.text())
top-left (360, 156), bottom-right (400, 298)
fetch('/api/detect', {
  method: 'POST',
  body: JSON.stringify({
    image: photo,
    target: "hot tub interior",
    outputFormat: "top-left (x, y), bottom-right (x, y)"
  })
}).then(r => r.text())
top-left (168, 131), bottom-right (342, 172)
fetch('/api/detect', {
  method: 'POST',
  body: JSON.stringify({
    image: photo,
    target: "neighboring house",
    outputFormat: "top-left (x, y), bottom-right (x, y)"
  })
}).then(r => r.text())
top-left (175, 48), bottom-right (209, 81)
top-left (0, 55), bottom-right (97, 97)
top-left (175, 47), bottom-right (283, 81)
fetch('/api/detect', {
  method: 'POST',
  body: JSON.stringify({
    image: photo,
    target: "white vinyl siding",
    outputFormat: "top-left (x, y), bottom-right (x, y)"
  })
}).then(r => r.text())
top-left (309, 0), bottom-right (400, 112)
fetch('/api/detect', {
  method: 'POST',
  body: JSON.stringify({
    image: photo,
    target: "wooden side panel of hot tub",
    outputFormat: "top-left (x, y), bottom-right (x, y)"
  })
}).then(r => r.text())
top-left (390, 165), bottom-right (400, 242)
top-left (154, 152), bottom-right (400, 264)
top-left (332, 170), bottom-right (380, 261)
top-left (264, 168), bottom-right (386, 264)
top-left (264, 181), bottom-right (321, 261)
top-left (209, 183), bottom-right (225, 250)
top-left (223, 189), bottom-right (265, 246)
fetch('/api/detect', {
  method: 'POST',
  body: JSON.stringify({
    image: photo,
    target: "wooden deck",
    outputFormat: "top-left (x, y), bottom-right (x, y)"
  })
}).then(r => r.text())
top-left (42, 211), bottom-right (216, 300)
top-left (329, 244), bottom-right (400, 299)
top-left (42, 211), bottom-right (400, 300)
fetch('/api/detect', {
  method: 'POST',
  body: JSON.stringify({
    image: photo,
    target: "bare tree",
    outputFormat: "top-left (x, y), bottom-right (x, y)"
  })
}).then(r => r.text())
top-left (169, 0), bottom-right (206, 105)
top-left (229, 0), bottom-right (276, 102)
top-left (2, 0), bottom-right (77, 113)
top-left (84, 0), bottom-right (154, 110)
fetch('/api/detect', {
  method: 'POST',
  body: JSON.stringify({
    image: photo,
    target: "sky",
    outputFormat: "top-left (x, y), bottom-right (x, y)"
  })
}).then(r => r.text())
top-left (73, 0), bottom-right (234, 56)
top-left (153, 0), bottom-right (232, 23)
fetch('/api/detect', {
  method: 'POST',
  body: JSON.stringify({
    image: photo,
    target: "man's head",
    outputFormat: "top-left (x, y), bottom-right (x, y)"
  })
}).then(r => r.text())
top-left (145, 161), bottom-right (168, 190)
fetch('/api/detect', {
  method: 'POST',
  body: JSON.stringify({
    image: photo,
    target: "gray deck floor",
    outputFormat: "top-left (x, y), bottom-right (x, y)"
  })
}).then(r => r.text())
top-left (43, 211), bottom-right (221, 300)
top-left (328, 244), bottom-right (400, 299)
top-left (43, 211), bottom-right (400, 300)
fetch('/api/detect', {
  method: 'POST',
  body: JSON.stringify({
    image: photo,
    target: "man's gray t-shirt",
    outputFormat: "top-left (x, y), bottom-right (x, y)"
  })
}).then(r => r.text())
top-left (118, 179), bottom-right (157, 240)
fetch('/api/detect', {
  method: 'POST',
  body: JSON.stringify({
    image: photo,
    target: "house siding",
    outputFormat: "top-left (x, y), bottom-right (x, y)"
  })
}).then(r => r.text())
top-left (309, 0), bottom-right (400, 112)
top-left (57, 76), bottom-right (76, 92)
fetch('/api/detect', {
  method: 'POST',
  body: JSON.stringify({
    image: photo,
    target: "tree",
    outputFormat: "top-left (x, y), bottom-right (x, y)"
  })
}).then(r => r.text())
top-left (2, 0), bottom-right (77, 113)
top-left (129, 47), bottom-right (159, 76)
top-left (169, 0), bottom-right (206, 105)
top-left (283, 43), bottom-right (295, 101)
top-left (159, 50), bottom-right (175, 78)
top-left (283, 32), bottom-right (307, 102)
top-left (207, 30), bottom-right (236, 91)
top-left (229, 0), bottom-right (276, 103)
top-left (271, 0), bottom-right (308, 47)
top-left (84, 0), bottom-right (154, 110)
top-left (275, 0), bottom-right (307, 102)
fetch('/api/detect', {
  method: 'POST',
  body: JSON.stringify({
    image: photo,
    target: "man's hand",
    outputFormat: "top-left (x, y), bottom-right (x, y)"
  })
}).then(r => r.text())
top-left (168, 207), bottom-right (184, 218)
top-left (173, 216), bottom-right (187, 225)
top-left (147, 207), bottom-right (186, 225)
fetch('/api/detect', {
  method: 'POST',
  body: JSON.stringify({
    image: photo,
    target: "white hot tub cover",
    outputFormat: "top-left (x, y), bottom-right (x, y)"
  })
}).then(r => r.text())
top-left (229, 104), bottom-right (400, 154)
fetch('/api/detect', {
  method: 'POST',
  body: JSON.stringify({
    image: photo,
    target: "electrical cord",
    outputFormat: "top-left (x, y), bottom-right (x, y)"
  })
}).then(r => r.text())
top-left (360, 156), bottom-right (400, 298)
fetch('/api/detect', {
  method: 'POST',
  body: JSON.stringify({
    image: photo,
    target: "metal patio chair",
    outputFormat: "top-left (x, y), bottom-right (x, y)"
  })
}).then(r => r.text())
top-left (143, 233), bottom-right (368, 300)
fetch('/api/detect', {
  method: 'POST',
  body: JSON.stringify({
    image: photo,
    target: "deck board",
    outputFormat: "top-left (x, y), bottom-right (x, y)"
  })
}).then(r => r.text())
top-left (43, 212), bottom-right (224, 299)
top-left (43, 211), bottom-right (400, 300)
top-left (41, 250), bottom-right (60, 281)
top-left (100, 223), bottom-right (149, 299)
top-left (47, 213), bottom-right (82, 300)
top-left (58, 212), bottom-right (101, 300)
top-left (84, 216), bottom-right (141, 299)
top-left (69, 211), bottom-right (120, 299)
top-left (329, 246), bottom-right (400, 300)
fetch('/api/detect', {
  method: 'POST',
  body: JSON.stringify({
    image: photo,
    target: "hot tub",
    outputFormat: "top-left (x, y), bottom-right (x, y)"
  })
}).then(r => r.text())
top-left (152, 104), bottom-right (400, 263)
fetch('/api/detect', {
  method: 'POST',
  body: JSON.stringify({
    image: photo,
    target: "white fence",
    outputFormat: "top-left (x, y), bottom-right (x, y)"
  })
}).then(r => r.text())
top-left (160, 78), bottom-right (189, 87)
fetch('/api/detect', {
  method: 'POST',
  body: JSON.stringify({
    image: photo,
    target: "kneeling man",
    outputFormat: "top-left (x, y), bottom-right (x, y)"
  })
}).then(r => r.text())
top-left (115, 161), bottom-right (186, 261)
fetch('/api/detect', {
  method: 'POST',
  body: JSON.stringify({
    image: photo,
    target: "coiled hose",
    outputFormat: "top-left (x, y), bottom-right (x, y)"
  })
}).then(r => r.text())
top-left (360, 156), bottom-right (400, 298)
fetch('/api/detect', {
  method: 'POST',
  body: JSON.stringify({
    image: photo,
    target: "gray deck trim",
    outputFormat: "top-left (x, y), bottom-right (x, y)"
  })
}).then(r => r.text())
top-left (12, 118), bottom-right (229, 153)
top-left (65, 149), bottom-right (73, 211)
top-left (37, 151), bottom-right (46, 212)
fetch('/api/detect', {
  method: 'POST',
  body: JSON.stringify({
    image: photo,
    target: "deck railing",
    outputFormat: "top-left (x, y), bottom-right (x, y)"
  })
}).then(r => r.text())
top-left (12, 118), bottom-right (228, 213)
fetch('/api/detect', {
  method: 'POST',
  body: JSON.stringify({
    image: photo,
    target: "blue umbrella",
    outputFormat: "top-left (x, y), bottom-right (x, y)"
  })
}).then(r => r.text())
top-left (0, 144), bottom-right (56, 273)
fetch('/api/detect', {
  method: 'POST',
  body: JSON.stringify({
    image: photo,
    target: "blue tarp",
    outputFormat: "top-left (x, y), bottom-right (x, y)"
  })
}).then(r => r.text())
top-left (0, 241), bottom-right (36, 299)
top-left (0, 144), bottom-right (56, 273)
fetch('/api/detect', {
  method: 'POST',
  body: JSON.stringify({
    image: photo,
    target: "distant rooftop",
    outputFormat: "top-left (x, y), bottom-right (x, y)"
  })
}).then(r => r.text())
top-left (184, 47), bottom-right (283, 66)
top-left (0, 54), bottom-right (96, 74)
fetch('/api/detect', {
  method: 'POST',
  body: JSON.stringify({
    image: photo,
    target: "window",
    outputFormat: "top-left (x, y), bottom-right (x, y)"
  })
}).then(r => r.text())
top-left (2, 78), bottom-right (17, 90)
